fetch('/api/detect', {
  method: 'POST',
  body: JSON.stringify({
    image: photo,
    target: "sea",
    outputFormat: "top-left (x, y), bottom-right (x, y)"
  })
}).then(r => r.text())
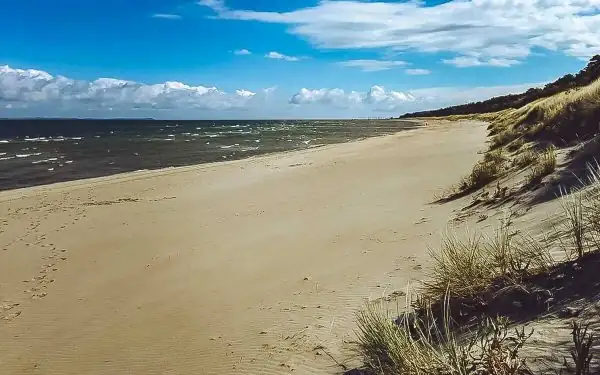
top-left (0, 119), bottom-right (419, 191)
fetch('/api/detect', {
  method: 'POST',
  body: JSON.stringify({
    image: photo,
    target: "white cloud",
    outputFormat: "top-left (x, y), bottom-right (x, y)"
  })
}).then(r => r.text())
top-left (200, 0), bottom-right (600, 65)
top-left (0, 65), bottom-right (550, 118)
top-left (197, 0), bottom-right (226, 12)
top-left (265, 51), bottom-right (301, 62)
top-left (151, 13), bottom-right (182, 20)
top-left (338, 60), bottom-right (407, 72)
top-left (443, 56), bottom-right (521, 68)
top-left (234, 49), bottom-right (252, 55)
top-left (289, 85), bottom-right (415, 111)
top-left (0, 65), bottom-right (259, 112)
top-left (235, 89), bottom-right (256, 97)
top-left (405, 69), bottom-right (431, 76)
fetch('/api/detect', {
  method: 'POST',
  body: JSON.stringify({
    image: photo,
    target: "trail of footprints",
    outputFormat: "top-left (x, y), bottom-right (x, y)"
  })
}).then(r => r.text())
top-left (2, 192), bottom-right (142, 322)
top-left (1, 196), bottom-right (77, 322)
top-left (2, 246), bottom-right (69, 322)
top-left (24, 244), bottom-right (68, 300)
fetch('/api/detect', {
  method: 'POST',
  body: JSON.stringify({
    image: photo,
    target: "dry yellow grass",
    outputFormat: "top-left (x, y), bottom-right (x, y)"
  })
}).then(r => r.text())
top-left (525, 147), bottom-right (557, 186)
top-left (355, 298), bottom-right (533, 375)
top-left (490, 78), bottom-right (600, 144)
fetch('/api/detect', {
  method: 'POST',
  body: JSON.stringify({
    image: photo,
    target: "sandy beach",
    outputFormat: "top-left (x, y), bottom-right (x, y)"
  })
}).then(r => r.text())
top-left (0, 120), bottom-right (486, 374)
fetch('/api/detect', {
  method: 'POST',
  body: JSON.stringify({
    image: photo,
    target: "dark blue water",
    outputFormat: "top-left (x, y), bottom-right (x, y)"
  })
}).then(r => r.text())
top-left (0, 119), bottom-right (418, 191)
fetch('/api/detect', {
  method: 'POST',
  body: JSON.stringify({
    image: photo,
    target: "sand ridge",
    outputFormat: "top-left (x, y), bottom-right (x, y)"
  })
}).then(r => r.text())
top-left (0, 120), bottom-right (486, 374)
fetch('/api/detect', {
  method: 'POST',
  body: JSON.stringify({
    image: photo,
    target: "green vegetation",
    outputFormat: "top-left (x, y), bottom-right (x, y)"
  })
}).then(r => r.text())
top-left (400, 55), bottom-right (600, 118)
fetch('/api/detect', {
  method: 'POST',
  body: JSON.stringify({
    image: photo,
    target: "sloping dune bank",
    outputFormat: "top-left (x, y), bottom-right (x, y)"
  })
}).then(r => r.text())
top-left (0, 120), bottom-right (486, 374)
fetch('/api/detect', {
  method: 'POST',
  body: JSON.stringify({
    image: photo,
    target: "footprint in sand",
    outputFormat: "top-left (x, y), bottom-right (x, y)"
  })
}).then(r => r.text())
top-left (415, 217), bottom-right (430, 225)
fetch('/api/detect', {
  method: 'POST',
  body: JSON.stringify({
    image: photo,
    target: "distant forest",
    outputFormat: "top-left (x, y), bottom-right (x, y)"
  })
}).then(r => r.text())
top-left (400, 55), bottom-right (600, 118)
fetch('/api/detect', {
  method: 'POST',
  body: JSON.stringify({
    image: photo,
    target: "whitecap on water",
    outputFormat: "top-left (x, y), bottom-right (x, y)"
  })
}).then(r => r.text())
top-left (220, 144), bottom-right (240, 149)
top-left (16, 153), bottom-right (42, 158)
top-left (32, 157), bottom-right (58, 164)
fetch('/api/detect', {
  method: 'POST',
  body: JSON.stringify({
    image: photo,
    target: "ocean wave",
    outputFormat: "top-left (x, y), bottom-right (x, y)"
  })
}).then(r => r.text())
top-left (0, 156), bottom-right (15, 161)
top-left (32, 157), bottom-right (58, 164)
top-left (16, 153), bottom-right (43, 158)
top-left (0, 140), bottom-right (10, 144)
top-left (220, 144), bottom-right (240, 149)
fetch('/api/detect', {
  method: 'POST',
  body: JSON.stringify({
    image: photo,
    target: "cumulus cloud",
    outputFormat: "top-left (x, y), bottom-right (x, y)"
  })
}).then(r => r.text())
top-left (338, 60), bottom-right (407, 72)
top-left (405, 69), bottom-right (431, 76)
top-left (151, 13), bottom-right (182, 20)
top-left (0, 65), bottom-right (258, 112)
top-left (265, 51), bottom-right (301, 62)
top-left (289, 85), bottom-right (415, 111)
top-left (0, 65), bottom-right (550, 118)
top-left (199, 0), bottom-right (600, 65)
top-left (234, 49), bottom-right (252, 55)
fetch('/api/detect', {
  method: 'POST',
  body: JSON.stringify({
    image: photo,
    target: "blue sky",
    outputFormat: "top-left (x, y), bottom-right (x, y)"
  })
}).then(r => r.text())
top-left (0, 0), bottom-right (597, 119)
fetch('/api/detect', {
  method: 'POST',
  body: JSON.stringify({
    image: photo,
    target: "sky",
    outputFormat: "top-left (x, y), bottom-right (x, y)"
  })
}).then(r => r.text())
top-left (0, 0), bottom-right (598, 119)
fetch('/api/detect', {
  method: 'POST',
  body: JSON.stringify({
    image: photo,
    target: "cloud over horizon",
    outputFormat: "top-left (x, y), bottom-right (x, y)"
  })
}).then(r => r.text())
top-left (0, 65), bottom-right (258, 113)
top-left (0, 64), bottom-right (545, 118)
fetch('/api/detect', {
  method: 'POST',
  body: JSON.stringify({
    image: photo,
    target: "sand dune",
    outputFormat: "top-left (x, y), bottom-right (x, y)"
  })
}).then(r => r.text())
top-left (0, 120), bottom-right (486, 374)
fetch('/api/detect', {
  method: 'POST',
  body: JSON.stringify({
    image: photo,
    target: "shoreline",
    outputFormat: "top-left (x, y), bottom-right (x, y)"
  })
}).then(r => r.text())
top-left (0, 120), bottom-right (423, 197)
top-left (0, 121), bottom-right (424, 200)
top-left (0, 119), bottom-right (485, 374)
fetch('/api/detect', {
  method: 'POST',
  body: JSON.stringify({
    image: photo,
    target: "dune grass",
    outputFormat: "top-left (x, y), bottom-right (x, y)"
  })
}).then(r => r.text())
top-left (353, 164), bottom-right (600, 374)
top-left (492, 78), bottom-right (600, 145)
top-left (444, 77), bottom-right (600, 198)
top-left (355, 297), bottom-right (533, 375)
top-left (525, 147), bottom-right (557, 186)
top-left (512, 149), bottom-right (538, 169)
top-left (458, 157), bottom-right (505, 193)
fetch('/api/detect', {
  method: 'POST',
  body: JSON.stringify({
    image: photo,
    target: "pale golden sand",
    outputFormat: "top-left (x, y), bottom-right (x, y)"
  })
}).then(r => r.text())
top-left (0, 120), bottom-right (486, 374)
